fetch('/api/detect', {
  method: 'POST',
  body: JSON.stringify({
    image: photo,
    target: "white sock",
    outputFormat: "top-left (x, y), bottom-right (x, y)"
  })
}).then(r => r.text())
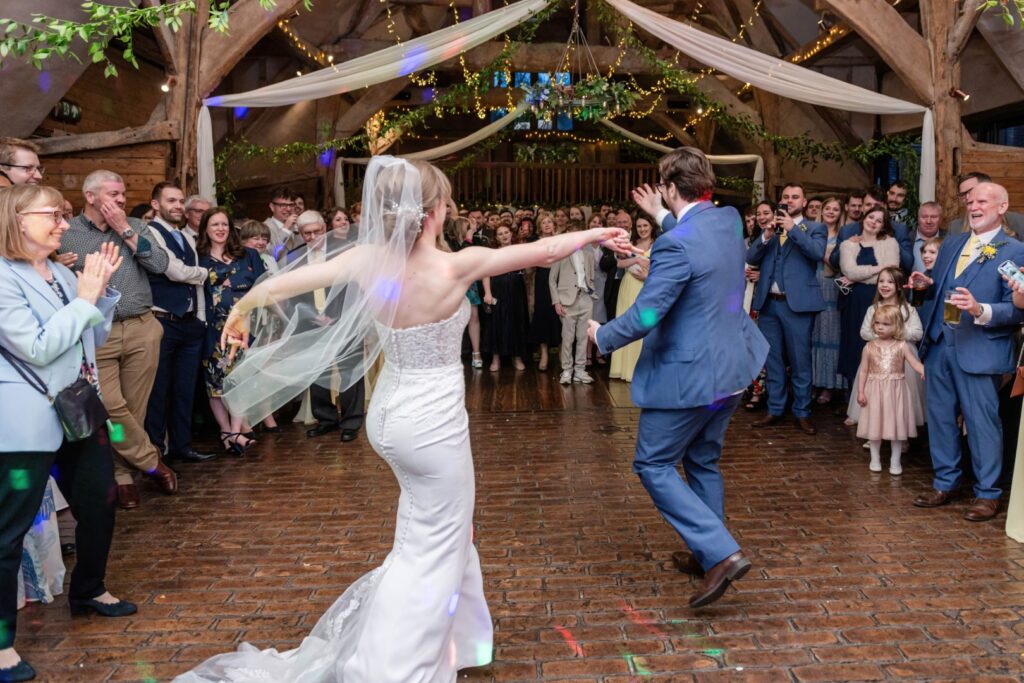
top-left (868, 440), bottom-right (882, 471)
top-left (890, 440), bottom-right (903, 475)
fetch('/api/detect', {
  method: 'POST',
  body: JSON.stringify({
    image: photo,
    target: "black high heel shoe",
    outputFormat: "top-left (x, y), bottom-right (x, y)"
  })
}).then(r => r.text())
top-left (221, 432), bottom-right (256, 455)
top-left (69, 597), bottom-right (138, 617)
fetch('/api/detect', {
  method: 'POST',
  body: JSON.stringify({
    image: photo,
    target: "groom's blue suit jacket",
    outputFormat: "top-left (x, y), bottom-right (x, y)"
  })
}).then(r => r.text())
top-left (596, 202), bottom-right (769, 409)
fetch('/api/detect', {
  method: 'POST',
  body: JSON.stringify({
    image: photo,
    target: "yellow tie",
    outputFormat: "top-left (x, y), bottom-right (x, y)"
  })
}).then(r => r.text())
top-left (954, 234), bottom-right (978, 278)
top-left (778, 230), bottom-right (787, 247)
top-left (311, 249), bottom-right (327, 312)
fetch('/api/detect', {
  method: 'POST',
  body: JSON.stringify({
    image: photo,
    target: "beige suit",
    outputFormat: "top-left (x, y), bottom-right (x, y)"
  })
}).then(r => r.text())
top-left (549, 251), bottom-right (596, 375)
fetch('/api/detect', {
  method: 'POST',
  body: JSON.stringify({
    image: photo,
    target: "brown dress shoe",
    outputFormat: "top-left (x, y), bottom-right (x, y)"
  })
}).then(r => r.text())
top-left (148, 461), bottom-right (178, 495)
top-left (671, 551), bottom-right (703, 576)
top-left (796, 418), bottom-right (817, 435)
top-left (964, 498), bottom-right (999, 522)
top-left (913, 489), bottom-right (957, 508)
top-left (689, 551), bottom-right (752, 608)
top-left (752, 415), bottom-right (784, 428)
top-left (116, 484), bottom-right (140, 510)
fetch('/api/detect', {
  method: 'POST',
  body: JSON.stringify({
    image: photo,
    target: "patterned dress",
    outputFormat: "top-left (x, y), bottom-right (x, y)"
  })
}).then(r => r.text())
top-left (811, 235), bottom-right (846, 390)
top-left (856, 339), bottom-right (917, 442)
top-left (200, 248), bottom-right (266, 397)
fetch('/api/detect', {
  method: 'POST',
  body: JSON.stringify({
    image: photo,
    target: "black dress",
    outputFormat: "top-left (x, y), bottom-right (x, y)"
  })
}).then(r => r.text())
top-left (838, 246), bottom-right (878, 384)
top-left (483, 270), bottom-right (530, 358)
top-left (529, 266), bottom-right (561, 346)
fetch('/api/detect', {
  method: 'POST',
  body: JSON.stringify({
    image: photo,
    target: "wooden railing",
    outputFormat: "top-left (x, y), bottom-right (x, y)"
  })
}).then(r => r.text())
top-left (342, 162), bottom-right (662, 206)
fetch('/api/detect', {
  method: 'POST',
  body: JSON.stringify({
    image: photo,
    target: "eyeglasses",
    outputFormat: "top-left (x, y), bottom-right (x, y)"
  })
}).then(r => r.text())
top-left (1, 163), bottom-right (45, 176)
top-left (19, 210), bottom-right (65, 224)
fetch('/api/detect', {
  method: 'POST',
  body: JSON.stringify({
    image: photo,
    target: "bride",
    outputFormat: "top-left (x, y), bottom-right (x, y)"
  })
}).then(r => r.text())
top-left (174, 157), bottom-right (630, 682)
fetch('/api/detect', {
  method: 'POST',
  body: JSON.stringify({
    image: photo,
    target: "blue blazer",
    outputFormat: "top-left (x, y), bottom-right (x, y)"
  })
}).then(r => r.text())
top-left (830, 220), bottom-right (913, 273)
top-left (745, 220), bottom-right (827, 313)
top-left (918, 231), bottom-right (1024, 375)
top-left (0, 259), bottom-right (119, 452)
top-left (597, 202), bottom-right (768, 409)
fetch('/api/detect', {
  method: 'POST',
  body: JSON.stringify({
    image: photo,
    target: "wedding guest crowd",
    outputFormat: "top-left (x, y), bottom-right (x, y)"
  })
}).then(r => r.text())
top-left (4, 126), bottom-right (1024, 679)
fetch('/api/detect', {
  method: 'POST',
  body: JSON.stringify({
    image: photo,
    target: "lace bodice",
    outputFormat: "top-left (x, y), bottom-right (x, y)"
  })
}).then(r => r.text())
top-left (865, 339), bottom-right (906, 380)
top-left (378, 300), bottom-right (470, 369)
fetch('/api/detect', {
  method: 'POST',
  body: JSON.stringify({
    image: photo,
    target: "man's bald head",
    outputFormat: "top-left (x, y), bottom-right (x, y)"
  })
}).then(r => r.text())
top-left (966, 182), bottom-right (1010, 234)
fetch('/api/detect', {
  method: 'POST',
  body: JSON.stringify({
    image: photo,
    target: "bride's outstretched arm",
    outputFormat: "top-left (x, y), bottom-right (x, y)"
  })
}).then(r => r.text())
top-left (454, 228), bottom-right (631, 283)
top-left (220, 246), bottom-right (363, 358)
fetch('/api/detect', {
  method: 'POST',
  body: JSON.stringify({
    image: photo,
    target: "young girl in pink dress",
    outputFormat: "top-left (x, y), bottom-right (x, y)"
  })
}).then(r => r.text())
top-left (856, 304), bottom-right (925, 475)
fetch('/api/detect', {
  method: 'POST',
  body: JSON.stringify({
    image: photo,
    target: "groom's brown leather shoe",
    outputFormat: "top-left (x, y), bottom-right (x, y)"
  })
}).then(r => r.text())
top-left (752, 415), bottom-right (784, 428)
top-left (964, 498), bottom-right (999, 522)
top-left (671, 551), bottom-right (703, 576)
top-left (148, 461), bottom-right (178, 495)
top-left (689, 551), bottom-right (751, 608)
top-left (913, 489), bottom-right (957, 508)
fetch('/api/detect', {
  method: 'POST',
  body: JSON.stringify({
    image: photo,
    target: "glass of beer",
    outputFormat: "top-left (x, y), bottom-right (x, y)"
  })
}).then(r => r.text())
top-left (944, 288), bottom-right (962, 325)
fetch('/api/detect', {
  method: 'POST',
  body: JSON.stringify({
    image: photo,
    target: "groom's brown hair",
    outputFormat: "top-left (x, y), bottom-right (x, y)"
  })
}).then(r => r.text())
top-left (659, 147), bottom-right (715, 202)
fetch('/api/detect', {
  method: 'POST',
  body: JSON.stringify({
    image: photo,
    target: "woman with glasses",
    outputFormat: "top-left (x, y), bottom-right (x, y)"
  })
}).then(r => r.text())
top-left (0, 185), bottom-right (134, 683)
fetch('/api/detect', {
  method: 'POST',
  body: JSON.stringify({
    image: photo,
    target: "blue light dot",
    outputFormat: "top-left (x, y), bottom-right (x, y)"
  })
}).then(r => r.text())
top-left (233, 107), bottom-right (249, 119)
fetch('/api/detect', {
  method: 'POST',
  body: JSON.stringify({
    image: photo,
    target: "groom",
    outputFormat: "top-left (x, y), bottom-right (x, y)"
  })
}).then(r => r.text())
top-left (588, 147), bottom-right (768, 607)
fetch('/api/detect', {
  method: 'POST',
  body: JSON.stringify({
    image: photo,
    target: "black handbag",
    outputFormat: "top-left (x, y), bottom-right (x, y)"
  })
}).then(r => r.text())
top-left (0, 345), bottom-right (108, 442)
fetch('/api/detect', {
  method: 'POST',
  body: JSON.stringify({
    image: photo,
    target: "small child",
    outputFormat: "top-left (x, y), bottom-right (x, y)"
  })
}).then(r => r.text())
top-left (856, 304), bottom-right (925, 475)
top-left (921, 236), bottom-right (942, 272)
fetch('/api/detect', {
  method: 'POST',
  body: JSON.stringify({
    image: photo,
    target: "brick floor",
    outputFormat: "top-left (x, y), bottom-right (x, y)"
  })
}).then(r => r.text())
top-left (16, 367), bottom-right (1024, 681)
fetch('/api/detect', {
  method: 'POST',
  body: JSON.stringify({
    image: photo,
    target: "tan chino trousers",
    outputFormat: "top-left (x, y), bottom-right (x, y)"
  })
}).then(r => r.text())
top-left (559, 293), bottom-right (593, 374)
top-left (95, 312), bottom-right (164, 485)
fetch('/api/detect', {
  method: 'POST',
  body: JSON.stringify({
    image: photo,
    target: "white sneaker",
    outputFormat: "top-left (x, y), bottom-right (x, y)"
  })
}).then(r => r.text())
top-left (559, 372), bottom-right (572, 385)
top-left (574, 371), bottom-right (594, 384)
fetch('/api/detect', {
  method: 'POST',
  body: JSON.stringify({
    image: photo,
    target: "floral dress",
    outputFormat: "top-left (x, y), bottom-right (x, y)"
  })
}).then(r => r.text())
top-left (200, 247), bottom-right (266, 397)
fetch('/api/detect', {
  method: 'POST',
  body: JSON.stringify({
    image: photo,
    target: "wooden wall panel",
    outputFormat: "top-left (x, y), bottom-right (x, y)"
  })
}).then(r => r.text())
top-left (37, 53), bottom-right (166, 137)
top-left (960, 146), bottom-right (1024, 210)
top-left (41, 142), bottom-right (173, 212)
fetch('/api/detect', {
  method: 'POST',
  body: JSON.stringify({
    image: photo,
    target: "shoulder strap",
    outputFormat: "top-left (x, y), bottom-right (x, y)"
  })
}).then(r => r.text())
top-left (0, 345), bottom-right (52, 399)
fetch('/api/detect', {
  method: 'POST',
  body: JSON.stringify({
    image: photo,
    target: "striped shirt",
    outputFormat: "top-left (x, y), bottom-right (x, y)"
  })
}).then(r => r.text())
top-left (61, 213), bottom-right (170, 320)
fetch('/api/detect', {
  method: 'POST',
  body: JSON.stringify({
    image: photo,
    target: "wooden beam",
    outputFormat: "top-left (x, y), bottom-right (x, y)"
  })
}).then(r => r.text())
top-left (651, 112), bottom-right (700, 147)
top-left (947, 0), bottom-right (984, 60)
top-left (822, 0), bottom-right (934, 103)
top-left (36, 121), bottom-right (181, 156)
top-left (142, 0), bottom-right (181, 74)
top-left (323, 40), bottom-right (700, 74)
top-left (198, 0), bottom-right (305, 97)
top-left (976, 5), bottom-right (1024, 92)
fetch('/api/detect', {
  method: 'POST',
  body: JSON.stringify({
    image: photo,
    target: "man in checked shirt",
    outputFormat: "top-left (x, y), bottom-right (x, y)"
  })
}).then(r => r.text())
top-left (61, 170), bottom-right (179, 510)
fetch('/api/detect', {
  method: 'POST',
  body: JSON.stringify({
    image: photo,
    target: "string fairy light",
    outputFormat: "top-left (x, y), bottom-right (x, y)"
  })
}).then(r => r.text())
top-left (276, 19), bottom-right (329, 67)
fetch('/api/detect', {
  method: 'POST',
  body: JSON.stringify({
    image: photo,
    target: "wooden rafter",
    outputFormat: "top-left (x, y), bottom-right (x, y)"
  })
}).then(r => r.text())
top-left (976, 5), bottom-right (1024, 92)
top-left (198, 0), bottom-right (305, 97)
top-left (141, 0), bottom-right (181, 74)
top-left (947, 0), bottom-right (984, 60)
top-left (821, 0), bottom-right (933, 103)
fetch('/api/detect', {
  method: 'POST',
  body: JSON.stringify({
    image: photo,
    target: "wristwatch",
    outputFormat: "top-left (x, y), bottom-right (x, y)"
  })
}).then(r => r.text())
top-left (121, 226), bottom-right (135, 239)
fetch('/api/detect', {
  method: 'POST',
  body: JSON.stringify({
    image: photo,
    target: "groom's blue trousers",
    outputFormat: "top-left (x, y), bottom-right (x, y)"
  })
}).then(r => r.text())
top-left (634, 395), bottom-right (742, 570)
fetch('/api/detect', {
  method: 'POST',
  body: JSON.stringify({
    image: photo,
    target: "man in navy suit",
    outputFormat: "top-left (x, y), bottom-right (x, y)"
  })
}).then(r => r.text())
top-left (589, 147), bottom-right (768, 608)
top-left (746, 183), bottom-right (827, 434)
top-left (910, 182), bottom-right (1024, 522)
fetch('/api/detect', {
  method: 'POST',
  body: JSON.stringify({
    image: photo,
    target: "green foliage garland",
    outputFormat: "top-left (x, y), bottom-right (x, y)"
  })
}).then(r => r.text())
top-left (0, 1), bottom-right (312, 78)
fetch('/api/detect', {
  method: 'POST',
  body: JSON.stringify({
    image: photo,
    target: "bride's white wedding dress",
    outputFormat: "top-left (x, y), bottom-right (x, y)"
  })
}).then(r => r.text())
top-left (175, 300), bottom-right (493, 682)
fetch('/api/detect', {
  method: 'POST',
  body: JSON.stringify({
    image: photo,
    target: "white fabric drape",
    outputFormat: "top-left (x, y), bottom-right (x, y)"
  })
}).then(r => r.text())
top-left (604, 0), bottom-right (935, 201)
top-left (599, 118), bottom-right (765, 199)
top-left (198, 0), bottom-right (553, 200)
top-left (333, 102), bottom-right (529, 206)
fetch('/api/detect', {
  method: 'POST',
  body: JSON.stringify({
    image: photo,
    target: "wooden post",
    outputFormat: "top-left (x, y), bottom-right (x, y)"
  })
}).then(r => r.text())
top-left (920, 0), bottom-right (963, 218)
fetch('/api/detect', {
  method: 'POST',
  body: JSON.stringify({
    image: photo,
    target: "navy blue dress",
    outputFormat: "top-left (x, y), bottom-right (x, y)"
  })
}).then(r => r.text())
top-left (838, 246), bottom-right (878, 384)
top-left (200, 247), bottom-right (266, 396)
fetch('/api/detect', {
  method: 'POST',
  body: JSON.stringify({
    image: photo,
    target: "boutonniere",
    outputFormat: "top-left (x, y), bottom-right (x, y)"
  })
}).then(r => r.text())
top-left (978, 241), bottom-right (1007, 264)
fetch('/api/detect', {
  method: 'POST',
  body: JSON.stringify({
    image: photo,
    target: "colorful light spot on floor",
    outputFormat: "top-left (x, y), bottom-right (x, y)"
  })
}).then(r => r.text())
top-left (704, 648), bottom-right (723, 656)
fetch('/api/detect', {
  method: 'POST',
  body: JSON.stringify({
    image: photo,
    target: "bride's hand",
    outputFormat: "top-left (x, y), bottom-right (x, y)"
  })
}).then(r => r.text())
top-left (220, 307), bottom-right (251, 362)
top-left (594, 227), bottom-right (632, 255)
